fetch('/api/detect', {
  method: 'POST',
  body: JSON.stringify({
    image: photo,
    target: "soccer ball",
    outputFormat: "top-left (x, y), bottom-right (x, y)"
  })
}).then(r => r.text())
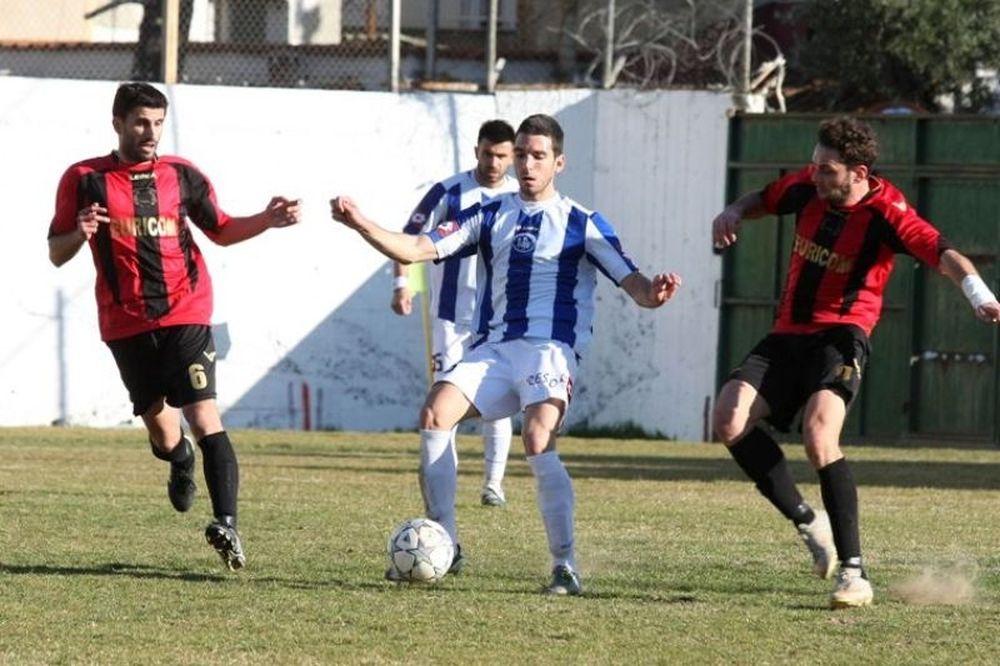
top-left (386, 517), bottom-right (455, 583)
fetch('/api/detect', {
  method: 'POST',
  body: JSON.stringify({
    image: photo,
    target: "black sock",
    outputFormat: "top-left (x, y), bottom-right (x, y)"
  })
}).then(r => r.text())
top-left (198, 431), bottom-right (239, 525)
top-left (150, 431), bottom-right (193, 468)
top-left (818, 458), bottom-right (862, 567)
top-left (728, 428), bottom-right (814, 525)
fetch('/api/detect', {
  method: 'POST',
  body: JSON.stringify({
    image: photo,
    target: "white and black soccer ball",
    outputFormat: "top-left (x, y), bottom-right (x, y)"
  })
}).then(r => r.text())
top-left (386, 517), bottom-right (454, 583)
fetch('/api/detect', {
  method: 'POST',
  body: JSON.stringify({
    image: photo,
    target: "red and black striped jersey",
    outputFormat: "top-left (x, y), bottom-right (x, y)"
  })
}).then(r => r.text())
top-left (760, 166), bottom-right (950, 337)
top-left (49, 153), bottom-right (231, 341)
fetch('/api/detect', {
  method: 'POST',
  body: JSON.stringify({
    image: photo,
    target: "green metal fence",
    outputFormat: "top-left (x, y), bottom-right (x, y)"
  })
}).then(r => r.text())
top-left (719, 114), bottom-right (1000, 444)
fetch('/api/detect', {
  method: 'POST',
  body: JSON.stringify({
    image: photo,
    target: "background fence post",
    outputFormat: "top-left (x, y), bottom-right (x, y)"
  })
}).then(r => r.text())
top-left (485, 0), bottom-right (498, 92)
top-left (425, 0), bottom-right (438, 81)
top-left (602, 0), bottom-right (615, 89)
top-left (162, 0), bottom-right (180, 84)
top-left (389, 0), bottom-right (401, 92)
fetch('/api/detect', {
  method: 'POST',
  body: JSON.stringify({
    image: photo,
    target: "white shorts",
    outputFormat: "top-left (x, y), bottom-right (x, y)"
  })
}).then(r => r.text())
top-left (431, 320), bottom-right (475, 382)
top-left (440, 338), bottom-right (577, 422)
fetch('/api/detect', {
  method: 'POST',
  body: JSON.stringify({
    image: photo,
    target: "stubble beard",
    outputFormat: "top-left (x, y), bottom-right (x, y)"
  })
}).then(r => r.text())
top-left (820, 180), bottom-right (852, 206)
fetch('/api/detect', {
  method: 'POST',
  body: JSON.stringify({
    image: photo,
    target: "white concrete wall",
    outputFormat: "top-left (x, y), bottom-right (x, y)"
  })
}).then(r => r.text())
top-left (0, 76), bottom-right (728, 440)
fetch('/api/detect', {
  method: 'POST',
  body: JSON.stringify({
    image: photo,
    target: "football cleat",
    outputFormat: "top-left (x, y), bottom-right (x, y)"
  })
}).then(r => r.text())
top-left (830, 567), bottom-right (874, 609)
top-left (480, 486), bottom-right (506, 507)
top-left (167, 436), bottom-right (196, 513)
top-left (205, 519), bottom-right (246, 571)
top-left (543, 564), bottom-right (582, 596)
top-left (447, 544), bottom-right (465, 575)
top-left (797, 510), bottom-right (837, 579)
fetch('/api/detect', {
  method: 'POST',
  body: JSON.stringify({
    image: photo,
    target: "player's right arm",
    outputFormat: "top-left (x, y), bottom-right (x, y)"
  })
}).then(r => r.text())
top-left (331, 196), bottom-right (438, 264)
top-left (712, 167), bottom-right (814, 249)
top-left (711, 191), bottom-right (765, 249)
top-left (49, 203), bottom-right (108, 266)
top-left (48, 167), bottom-right (108, 267)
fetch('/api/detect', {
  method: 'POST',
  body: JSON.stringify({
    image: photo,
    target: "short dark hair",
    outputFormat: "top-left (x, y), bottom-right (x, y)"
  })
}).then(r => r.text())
top-left (516, 114), bottom-right (564, 155)
top-left (817, 116), bottom-right (879, 167)
top-left (112, 82), bottom-right (168, 119)
top-left (477, 119), bottom-right (515, 145)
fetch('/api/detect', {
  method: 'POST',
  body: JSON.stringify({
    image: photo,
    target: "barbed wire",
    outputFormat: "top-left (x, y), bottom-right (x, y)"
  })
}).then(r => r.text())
top-left (0, 0), bottom-right (774, 94)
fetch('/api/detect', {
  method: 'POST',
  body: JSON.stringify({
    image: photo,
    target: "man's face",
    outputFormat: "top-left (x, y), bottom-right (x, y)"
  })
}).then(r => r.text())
top-left (514, 133), bottom-right (564, 201)
top-left (811, 144), bottom-right (863, 206)
top-left (113, 106), bottom-right (165, 163)
top-left (474, 139), bottom-right (513, 187)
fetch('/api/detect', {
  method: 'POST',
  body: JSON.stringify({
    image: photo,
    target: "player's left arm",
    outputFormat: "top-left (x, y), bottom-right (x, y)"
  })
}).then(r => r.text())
top-left (620, 271), bottom-right (683, 309)
top-left (938, 249), bottom-right (1000, 323)
top-left (210, 196), bottom-right (301, 246)
top-left (583, 212), bottom-right (681, 308)
top-left (890, 202), bottom-right (1000, 324)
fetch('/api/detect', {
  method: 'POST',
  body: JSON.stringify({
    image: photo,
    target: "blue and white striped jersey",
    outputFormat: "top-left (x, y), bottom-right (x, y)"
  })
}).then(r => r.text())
top-left (428, 191), bottom-right (639, 355)
top-left (403, 170), bottom-right (517, 326)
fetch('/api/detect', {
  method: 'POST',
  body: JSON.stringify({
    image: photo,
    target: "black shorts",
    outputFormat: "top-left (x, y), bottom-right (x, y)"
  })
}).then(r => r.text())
top-left (107, 325), bottom-right (218, 416)
top-left (728, 324), bottom-right (870, 432)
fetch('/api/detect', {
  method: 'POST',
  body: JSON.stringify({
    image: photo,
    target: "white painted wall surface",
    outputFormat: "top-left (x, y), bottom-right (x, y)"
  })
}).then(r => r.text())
top-left (0, 77), bottom-right (728, 439)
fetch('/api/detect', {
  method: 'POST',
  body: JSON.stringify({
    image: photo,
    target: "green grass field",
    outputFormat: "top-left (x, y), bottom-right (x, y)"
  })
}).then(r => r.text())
top-left (2, 427), bottom-right (999, 664)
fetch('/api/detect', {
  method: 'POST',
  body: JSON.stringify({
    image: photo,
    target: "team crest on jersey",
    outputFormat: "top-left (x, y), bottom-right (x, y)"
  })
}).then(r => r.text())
top-left (134, 187), bottom-right (158, 208)
top-left (512, 227), bottom-right (539, 253)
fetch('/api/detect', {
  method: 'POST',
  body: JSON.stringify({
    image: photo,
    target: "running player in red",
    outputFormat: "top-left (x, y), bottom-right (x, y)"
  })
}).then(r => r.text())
top-left (47, 82), bottom-right (301, 571)
top-left (711, 116), bottom-right (1000, 609)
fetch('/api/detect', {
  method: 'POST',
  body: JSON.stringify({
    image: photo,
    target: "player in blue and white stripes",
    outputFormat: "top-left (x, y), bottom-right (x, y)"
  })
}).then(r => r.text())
top-left (332, 114), bottom-right (682, 595)
top-left (391, 120), bottom-right (519, 508)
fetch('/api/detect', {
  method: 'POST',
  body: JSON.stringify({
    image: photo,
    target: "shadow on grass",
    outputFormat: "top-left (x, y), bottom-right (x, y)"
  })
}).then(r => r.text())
top-left (0, 561), bottom-right (411, 592)
top-left (0, 561), bottom-right (841, 608)
top-left (237, 427), bottom-right (1000, 491)
top-left (254, 451), bottom-right (1000, 491)
top-left (0, 561), bottom-right (230, 582)
top-left (555, 453), bottom-right (1000, 491)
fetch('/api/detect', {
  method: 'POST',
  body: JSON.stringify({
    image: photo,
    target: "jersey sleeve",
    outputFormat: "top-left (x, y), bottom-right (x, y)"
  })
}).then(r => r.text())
top-left (760, 167), bottom-right (816, 216)
top-left (428, 202), bottom-right (482, 259)
top-left (884, 198), bottom-right (949, 268)
top-left (403, 182), bottom-right (447, 235)
top-left (48, 166), bottom-right (83, 239)
top-left (585, 212), bottom-right (639, 286)
top-left (174, 162), bottom-right (231, 237)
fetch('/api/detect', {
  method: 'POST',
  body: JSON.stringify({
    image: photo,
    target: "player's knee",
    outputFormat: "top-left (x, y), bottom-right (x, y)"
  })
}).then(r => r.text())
top-left (712, 406), bottom-right (745, 445)
top-left (181, 400), bottom-right (223, 440)
top-left (801, 416), bottom-right (837, 449)
top-left (804, 439), bottom-right (842, 469)
top-left (418, 404), bottom-right (437, 430)
top-left (419, 403), bottom-right (452, 431)
top-left (521, 424), bottom-right (555, 456)
top-left (803, 423), bottom-right (842, 460)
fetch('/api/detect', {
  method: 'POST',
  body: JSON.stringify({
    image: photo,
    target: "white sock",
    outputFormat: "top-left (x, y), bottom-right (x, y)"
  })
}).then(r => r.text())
top-left (528, 450), bottom-right (576, 571)
top-left (481, 417), bottom-right (512, 492)
top-left (420, 429), bottom-right (458, 543)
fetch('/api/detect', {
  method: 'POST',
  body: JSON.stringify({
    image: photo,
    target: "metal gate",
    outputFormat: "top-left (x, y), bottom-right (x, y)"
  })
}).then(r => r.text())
top-left (719, 114), bottom-right (1000, 443)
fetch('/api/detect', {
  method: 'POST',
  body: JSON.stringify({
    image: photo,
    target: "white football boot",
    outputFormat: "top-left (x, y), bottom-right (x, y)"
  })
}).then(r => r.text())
top-left (796, 510), bottom-right (838, 579)
top-left (830, 567), bottom-right (874, 609)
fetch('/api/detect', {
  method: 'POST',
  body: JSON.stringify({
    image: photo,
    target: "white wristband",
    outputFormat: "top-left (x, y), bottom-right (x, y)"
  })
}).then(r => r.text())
top-left (393, 276), bottom-right (409, 291)
top-left (961, 274), bottom-right (996, 309)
